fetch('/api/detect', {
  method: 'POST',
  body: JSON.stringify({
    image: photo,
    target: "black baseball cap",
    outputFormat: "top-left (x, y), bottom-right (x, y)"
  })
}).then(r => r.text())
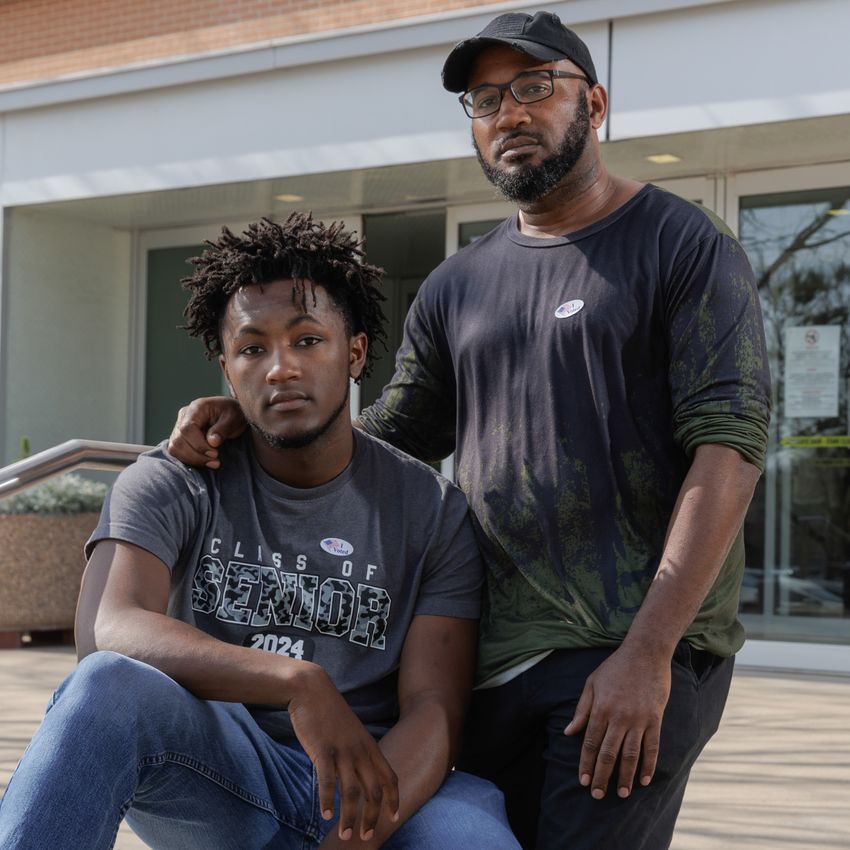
top-left (442, 11), bottom-right (598, 93)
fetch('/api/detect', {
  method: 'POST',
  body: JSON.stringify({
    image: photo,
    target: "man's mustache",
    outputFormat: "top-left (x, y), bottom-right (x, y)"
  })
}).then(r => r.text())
top-left (495, 131), bottom-right (543, 155)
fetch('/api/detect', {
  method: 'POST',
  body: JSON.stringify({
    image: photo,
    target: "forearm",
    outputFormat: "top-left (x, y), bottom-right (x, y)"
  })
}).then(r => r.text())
top-left (623, 442), bottom-right (760, 661)
top-left (379, 694), bottom-right (458, 816)
top-left (356, 400), bottom-right (455, 463)
top-left (355, 313), bottom-right (456, 463)
top-left (79, 603), bottom-right (312, 706)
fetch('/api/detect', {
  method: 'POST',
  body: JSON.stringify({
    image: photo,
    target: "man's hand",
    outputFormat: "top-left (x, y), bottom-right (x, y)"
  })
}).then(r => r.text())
top-left (289, 664), bottom-right (400, 842)
top-left (563, 644), bottom-right (671, 800)
top-left (167, 396), bottom-right (246, 468)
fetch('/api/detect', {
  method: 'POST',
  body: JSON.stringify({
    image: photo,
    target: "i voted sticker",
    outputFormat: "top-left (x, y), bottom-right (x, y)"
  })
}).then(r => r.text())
top-left (555, 299), bottom-right (584, 319)
top-left (320, 538), bottom-right (354, 556)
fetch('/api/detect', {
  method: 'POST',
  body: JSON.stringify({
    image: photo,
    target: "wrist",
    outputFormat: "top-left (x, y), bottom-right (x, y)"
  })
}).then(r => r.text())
top-left (281, 659), bottom-right (325, 707)
top-left (620, 624), bottom-right (679, 665)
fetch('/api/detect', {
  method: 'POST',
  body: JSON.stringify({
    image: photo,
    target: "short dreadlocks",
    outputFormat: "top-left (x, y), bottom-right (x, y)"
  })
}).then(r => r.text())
top-left (182, 213), bottom-right (387, 380)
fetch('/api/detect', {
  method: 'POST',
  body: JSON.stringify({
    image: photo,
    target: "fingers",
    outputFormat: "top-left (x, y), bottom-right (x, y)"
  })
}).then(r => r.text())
top-left (615, 728), bottom-right (644, 798)
top-left (579, 718), bottom-right (623, 799)
top-left (314, 751), bottom-right (339, 825)
top-left (336, 761), bottom-right (362, 841)
top-left (357, 777), bottom-right (381, 842)
top-left (168, 400), bottom-right (235, 468)
top-left (316, 746), bottom-right (399, 842)
top-left (563, 683), bottom-right (592, 737)
top-left (208, 401), bottom-right (248, 442)
top-left (380, 761), bottom-right (401, 825)
top-left (638, 723), bottom-right (660, 788)
top-left (567, 684), bottom-right (652, 800)
top-left (575, 715), bottom-right (661, 800)
top-left (167, 422), bottom-right (220, 468)
top-left (360, 756), bottom-right (400, 840)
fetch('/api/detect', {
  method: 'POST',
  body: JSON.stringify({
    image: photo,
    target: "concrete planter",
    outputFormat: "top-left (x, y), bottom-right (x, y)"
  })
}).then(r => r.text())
top-left (0, 513), bottom-right (99, 631)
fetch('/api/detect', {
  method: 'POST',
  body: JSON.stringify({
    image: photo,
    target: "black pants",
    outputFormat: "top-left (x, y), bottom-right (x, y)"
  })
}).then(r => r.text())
top-left (458, 643), bottom-right (734, 850)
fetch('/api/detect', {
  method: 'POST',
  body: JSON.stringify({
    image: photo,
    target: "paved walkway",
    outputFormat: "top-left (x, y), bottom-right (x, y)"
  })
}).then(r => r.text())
top-left (1, 647), bottom-right (848, 849)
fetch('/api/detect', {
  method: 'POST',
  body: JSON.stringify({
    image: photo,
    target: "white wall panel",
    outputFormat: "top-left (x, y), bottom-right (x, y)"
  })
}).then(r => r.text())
top-left (4, 210), bottom-right (131, 461)
top-left (0, 20), bottom-right (608, 206)
top-left (1, 1), bottom-right (846, 204)
top-left (0, 48), bottom-right (458, 205)
top-left (609, 0), bottom-right (850, 138)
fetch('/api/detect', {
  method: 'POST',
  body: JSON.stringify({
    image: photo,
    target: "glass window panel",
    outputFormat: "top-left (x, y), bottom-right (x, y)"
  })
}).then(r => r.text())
top-left (459, 219), bottom-right (503, 249)
top-left (739, 187), bottom-right (850, 637)
top-left (360, 210), bottom-right (446, 410)
top-left (145, 246), bottom-right (224, 444)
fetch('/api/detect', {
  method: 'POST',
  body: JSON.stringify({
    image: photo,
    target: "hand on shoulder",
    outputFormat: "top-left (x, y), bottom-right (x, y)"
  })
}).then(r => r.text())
top-left (168, 396), bottom-right (246, 468)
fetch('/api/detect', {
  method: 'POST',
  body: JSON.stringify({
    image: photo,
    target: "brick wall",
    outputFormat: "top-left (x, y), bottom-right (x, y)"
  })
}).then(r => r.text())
top-left (0, 0), bottom-right (503, 88)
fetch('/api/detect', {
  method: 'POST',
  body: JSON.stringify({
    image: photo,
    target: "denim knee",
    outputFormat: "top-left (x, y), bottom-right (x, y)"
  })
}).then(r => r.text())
top-left (51, 651), bottom-right (175, 732)
top-left (389, 771), bottom-right (520, 849)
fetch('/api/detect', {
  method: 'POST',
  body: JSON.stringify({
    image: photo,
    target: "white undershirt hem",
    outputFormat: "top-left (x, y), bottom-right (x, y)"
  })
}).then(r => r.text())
top-left (474, 650), bottom-right (554, 690)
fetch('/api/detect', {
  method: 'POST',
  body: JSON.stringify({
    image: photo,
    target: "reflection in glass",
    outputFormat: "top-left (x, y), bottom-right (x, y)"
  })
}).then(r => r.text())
top-left (459, 219), bottom-right (504, 249)
top-left (739, 187), bottom-right (850, 638)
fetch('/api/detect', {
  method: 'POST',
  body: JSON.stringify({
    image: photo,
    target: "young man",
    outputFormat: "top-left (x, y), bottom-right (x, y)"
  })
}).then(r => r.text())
top-left (0, 215), bottom-right (519, 850)
top-left (169, 12), bottom-right (771, 850)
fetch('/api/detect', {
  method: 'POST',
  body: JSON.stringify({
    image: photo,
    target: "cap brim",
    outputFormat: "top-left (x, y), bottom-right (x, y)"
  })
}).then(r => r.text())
top-left (441, 36), bottom-right (566, 92)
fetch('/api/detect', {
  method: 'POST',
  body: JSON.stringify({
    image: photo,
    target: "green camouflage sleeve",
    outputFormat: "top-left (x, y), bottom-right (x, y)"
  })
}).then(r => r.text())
top-left (666, 232), bottom-right (771, 471)
top-left (357, 288), bottom-right (457, 463)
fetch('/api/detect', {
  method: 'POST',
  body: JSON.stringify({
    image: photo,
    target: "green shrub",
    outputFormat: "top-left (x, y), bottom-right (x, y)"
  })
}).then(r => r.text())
top-left (0, 473), bottom-right (108, 515)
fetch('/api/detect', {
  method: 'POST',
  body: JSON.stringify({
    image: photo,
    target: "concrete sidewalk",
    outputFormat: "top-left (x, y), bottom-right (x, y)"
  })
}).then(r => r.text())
top-left (1, 647), bottom-right (848, 849)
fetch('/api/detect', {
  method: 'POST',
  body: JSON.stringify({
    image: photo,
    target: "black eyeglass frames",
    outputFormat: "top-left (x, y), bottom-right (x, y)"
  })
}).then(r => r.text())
top-left (459, 69), bottom-right (591, 119)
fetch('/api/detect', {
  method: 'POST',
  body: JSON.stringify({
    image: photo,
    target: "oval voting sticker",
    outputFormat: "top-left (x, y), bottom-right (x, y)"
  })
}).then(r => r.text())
top-left (555, 299), bottom-right (584, 319)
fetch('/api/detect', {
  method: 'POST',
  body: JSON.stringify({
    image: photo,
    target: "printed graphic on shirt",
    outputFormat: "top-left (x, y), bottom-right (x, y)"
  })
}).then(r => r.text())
top-left (243, 631), bottom-right (314, 660)
top-left (191, 540), bottom-right (392, 651)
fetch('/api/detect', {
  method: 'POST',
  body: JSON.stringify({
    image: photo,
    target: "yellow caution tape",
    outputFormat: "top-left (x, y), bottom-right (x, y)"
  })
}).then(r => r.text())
top-left (779, 435), bottom-right (850, 447)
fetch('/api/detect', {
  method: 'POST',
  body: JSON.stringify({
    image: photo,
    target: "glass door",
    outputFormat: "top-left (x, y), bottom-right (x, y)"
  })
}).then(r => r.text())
top-left (144, 244), bottom-right (225, 444)
top-left (359, 209), bottom-right (446, 411)
top-left (446, 202), bottom-right (515, 255)
top-left (735, 177), bottom-right (850, 641)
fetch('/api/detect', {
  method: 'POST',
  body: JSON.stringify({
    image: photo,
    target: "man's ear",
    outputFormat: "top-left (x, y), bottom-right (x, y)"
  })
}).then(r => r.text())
top-left (587, 83), bottom-right (608, 129)
top-left (349, 333), bottom-right (368, 381)
top-left (219, 355), bottom-right (235, 398)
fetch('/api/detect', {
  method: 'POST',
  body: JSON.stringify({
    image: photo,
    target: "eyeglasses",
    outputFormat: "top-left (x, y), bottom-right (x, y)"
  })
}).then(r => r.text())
top-left (459, 69), bottom-right (591, 119)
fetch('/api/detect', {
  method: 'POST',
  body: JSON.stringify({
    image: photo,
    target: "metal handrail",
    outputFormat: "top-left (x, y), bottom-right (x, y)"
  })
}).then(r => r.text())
top-left (0, 440), bottom-right (152, 498)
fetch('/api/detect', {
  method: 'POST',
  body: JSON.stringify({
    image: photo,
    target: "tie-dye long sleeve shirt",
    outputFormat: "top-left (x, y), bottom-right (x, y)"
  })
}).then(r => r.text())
top-left (358, 185), bottom-right (771, 684)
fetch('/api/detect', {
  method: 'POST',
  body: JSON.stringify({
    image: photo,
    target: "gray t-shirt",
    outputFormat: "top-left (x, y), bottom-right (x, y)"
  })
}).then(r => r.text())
top-left (87, 430), bottom-right (483, 739)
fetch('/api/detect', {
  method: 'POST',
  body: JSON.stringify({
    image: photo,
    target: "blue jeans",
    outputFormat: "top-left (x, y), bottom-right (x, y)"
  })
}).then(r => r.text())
top-left (0, 651), bottom-right (520, 850)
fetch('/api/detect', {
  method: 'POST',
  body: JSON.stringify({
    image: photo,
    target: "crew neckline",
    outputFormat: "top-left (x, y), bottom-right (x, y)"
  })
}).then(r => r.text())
top-left (245, 429), bottom-right (365, 502)
top-left (507, 183), bottom-right (655, 247)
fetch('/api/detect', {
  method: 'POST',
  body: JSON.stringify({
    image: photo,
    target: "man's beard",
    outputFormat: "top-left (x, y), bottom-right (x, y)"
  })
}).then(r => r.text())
top-left (250, 384), bottom-right (350, 451)
top-left (474, 93), bottom-right (591, 204)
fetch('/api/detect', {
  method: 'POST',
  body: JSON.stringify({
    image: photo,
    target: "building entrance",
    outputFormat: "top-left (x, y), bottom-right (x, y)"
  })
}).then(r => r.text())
top-left (739, 185), bottom-right (850, 641)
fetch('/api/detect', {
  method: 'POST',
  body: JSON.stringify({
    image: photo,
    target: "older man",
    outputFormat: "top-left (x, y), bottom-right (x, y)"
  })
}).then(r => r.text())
top-left (170, 12), bottom-right (770, 849)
